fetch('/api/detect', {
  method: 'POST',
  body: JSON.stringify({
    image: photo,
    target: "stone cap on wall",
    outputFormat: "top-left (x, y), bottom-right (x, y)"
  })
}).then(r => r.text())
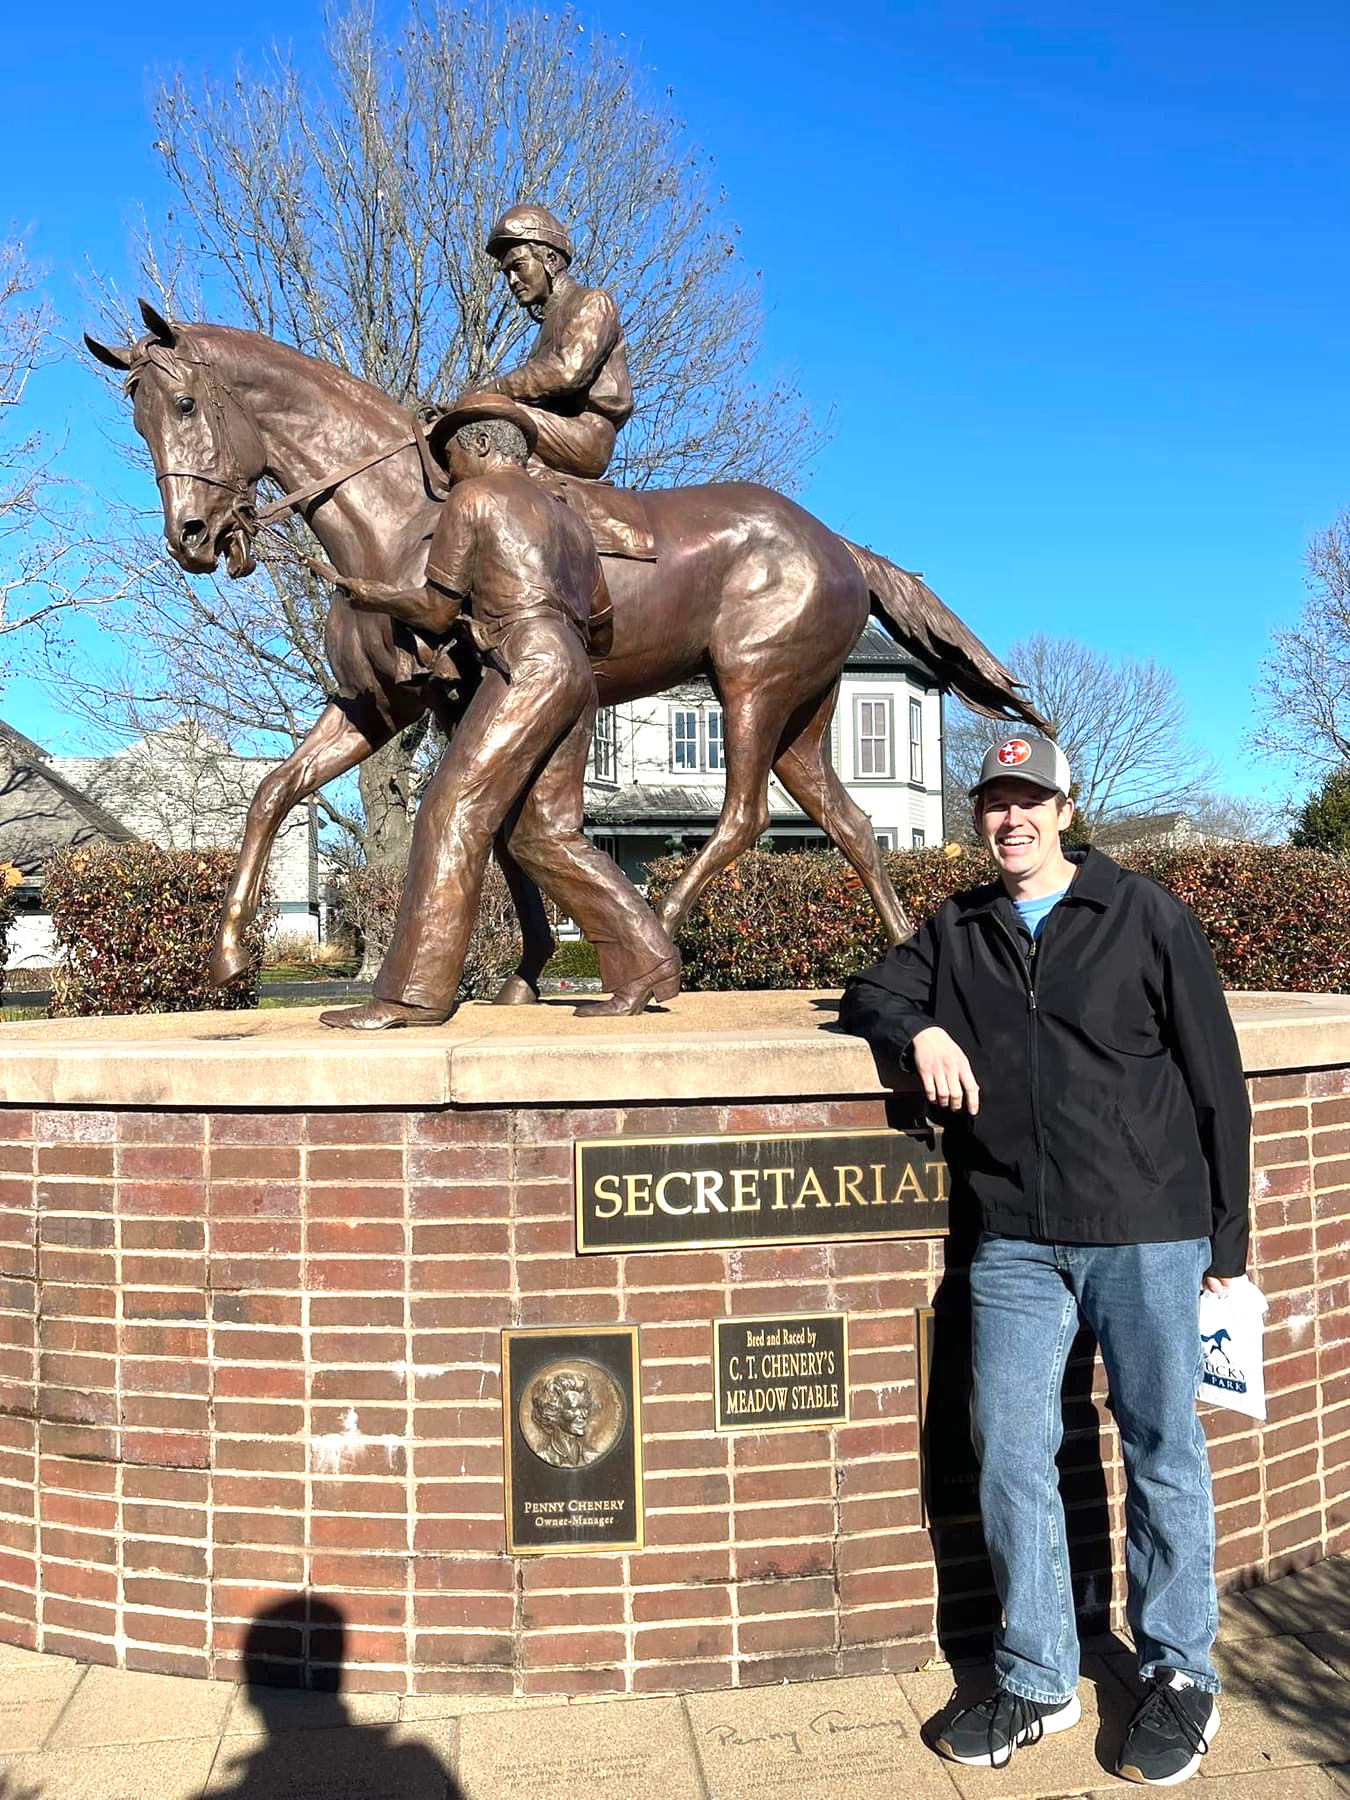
top-left (1, 990), bottom-right (1347, 1110)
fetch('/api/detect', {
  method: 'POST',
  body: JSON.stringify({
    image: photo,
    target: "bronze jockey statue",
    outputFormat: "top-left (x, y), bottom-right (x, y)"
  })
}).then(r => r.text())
top-left (314, 393), bottom-right (679, 1030)
top-left (473, 204), bottom-right (634, 480)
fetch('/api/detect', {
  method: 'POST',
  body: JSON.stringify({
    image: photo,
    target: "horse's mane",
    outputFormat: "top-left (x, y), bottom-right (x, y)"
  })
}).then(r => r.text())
top-left (186, 321), bottom-right (416, 428)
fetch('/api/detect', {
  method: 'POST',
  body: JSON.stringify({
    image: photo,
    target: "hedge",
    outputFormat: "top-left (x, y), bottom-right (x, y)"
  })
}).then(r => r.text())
top-left (332, 858), bottom-right (521, 1000)
top-left (45, 843), bottom-right (267, 1017)
top-left (644, 842), bottom-right (1350, 993)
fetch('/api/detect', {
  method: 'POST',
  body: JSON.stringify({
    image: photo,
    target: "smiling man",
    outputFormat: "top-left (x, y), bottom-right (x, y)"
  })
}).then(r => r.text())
top-left (838, 734), bottom-right (1251, 1786)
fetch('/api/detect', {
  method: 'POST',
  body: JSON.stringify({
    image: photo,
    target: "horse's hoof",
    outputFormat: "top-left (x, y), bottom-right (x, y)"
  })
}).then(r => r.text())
top-left (573, 959), bottom-right (681, 1019)
top-left (492, 974), bottom-right (540, 1007)
top-left (319, 999), bottom-right (454, 1031)
top-left (209, 942), bottom-right (250, 986)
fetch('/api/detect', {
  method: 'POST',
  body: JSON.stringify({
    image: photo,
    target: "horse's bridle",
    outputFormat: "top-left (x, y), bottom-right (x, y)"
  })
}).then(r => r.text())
top-left (128, 334), bottom-right (429, 557)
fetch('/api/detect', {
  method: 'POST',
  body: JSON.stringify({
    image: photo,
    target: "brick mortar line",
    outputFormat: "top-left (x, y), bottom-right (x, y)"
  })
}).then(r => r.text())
top-left (508, 1106), bottom-right (526, 1698)
top-left (402, 1112), bottom-right (415, 1683)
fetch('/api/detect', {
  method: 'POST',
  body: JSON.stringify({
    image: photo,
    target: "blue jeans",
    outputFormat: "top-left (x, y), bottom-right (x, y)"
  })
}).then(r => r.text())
top-left (969, 1232), bottom-right (1219, 1704)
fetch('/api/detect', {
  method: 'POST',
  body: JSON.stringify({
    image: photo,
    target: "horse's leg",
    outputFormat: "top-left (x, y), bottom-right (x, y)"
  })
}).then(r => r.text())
top-left (772, 683), bottom-right (912, 944)
top-left (209, 692), bottom-right (422, 985)
top-left (653, 679), bottom-right (786, 937)
top-left (491, 821), bottom-right (556, 1005)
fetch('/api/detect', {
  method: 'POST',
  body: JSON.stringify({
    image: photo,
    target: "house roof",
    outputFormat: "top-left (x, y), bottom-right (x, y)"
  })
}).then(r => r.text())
top-left (846, 620), bottom-right (940, 682)
top-left (0, 719), bottom-right (136, 879)
top-left (586, 782), bottom-right (810, 827)
top-left (1092, 810), bottom-right (1196, 849)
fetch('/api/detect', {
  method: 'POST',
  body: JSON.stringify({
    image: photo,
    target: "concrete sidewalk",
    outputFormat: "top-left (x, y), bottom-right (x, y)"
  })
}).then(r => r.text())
top-left (0, 1555), bottom-right (1347, 1799)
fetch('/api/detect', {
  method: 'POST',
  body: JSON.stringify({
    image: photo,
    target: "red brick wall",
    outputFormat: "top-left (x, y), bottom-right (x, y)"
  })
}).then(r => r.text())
top-left (0, 1074), bottom-right (1345, 1694)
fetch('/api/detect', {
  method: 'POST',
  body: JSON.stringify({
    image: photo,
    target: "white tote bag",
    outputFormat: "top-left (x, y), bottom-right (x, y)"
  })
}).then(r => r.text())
top-left (1198, 1278), bottom-right (1268, 1421)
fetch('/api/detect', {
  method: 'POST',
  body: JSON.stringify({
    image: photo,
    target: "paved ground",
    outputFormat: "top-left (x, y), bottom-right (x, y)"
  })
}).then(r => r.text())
top-left (0, 1555), bottom-right (1347, 1799)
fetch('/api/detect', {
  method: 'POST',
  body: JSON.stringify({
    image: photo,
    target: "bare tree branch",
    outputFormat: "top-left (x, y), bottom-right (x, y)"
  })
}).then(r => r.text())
top-left (943, 632), bottom-right (1221, 838)
top-left (1255, 506), bottom-right (1350, 768)
top-left (79, 1), bottom-right (819, 858)
top-left (0, 235), bottom-right (133, 679)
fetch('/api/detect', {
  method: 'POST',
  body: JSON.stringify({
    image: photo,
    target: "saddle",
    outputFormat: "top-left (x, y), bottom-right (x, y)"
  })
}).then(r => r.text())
top-left (527, 466), bottom-right (657, 562)
top-left (414, 408), bottom-right (656, 561)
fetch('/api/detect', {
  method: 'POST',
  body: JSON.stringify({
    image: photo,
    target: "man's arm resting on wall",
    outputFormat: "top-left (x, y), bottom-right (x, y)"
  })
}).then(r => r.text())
top-left (838, 918), bottom-right (980, 1113)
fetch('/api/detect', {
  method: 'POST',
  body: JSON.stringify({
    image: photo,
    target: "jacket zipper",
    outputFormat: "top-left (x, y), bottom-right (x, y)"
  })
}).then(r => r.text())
top-left (992, 913), bottom-right (1048, 1237)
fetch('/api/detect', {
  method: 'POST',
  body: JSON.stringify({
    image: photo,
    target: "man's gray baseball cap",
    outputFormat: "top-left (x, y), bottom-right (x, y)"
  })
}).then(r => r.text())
top-left (969, 735), bottom-right (1071, 799)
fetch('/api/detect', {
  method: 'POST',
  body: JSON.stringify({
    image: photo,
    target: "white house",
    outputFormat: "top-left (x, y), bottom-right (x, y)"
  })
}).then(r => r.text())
top-left (1, 721), bottom-right (322, 967)
top-left (582, 622), bottom-right (945, 883)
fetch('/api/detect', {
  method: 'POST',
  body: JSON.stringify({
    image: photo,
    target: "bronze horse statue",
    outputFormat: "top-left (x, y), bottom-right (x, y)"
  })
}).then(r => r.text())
top-left (86, 300), bottom-right (1042, 999)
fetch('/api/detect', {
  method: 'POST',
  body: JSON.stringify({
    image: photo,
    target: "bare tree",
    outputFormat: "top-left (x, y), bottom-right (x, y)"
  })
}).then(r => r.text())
top-left (942, 633), bottom-right (1220, 839)
top-left (1256, 506), bottom-right (1350, 768)
top-left (1183, 790), bottom-right (1281, 845)
top-left (79, 1), bottom-right (820, 861)
top-left (0, 237), bottom-right (137, 681)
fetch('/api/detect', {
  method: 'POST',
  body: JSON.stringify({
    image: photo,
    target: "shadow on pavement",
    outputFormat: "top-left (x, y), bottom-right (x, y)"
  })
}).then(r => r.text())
top-left (203, 1596), bottom-right (465, 1800)
top-left (0, 1768), bottom-right (44, 1799)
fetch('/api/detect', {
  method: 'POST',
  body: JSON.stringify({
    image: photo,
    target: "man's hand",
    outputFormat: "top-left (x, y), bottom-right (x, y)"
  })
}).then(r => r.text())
top-left (912, 1026), bottom-right (980, 1114)
top-left (1202, 1275), bottom-right (1232, 1296)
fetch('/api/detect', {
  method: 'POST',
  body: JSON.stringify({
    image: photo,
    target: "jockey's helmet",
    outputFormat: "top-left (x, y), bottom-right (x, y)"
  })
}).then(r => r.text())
top-left (485, 204), bottom-right (574, 266)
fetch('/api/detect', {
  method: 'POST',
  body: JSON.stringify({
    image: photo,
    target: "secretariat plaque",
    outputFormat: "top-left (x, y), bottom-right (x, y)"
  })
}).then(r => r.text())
top-left (502, 1325), bottom-right (643, 1555)
top-left (575, 1127), bottom-right (946, 1254)
top-left (714, 1314), bottom-right (849, 1432)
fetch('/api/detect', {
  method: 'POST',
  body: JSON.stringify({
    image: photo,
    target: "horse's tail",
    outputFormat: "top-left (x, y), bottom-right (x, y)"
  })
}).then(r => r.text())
top-left (841, 538), bottom-right (1049, 730)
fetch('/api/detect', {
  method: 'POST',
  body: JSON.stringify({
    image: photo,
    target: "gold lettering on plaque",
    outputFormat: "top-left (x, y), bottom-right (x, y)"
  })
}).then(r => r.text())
top-left (654, 1169), bottom-right (693, 1214)
top-left (835, 1164), bottom-right (867, 1207)
top-left (731, 1168), bottom-right (761, 1211)
top-left (795, 1167), bottom-right (827, 1209)
top-left (592, 1173), bottom-right (622, 1218)
top-left (764, 1168), bottom-right (793, 1209)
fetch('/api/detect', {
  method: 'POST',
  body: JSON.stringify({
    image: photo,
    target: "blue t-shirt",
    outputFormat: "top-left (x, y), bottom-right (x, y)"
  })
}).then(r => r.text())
top-left (1013, 884), bottom-right (1070, 941)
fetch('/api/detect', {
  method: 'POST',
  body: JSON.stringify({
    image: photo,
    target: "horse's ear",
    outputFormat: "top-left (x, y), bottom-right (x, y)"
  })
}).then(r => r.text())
top-left (137, 297), bottom-right (176, 345)
top-left (84, 333), bottom-right (133, 371)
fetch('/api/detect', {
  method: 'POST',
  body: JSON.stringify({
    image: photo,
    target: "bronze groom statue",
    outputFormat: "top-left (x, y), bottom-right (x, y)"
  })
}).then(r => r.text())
top-left (318, 392), bottom-right (678, 1031)
top-left (473, 204), bottom-right (634, 481)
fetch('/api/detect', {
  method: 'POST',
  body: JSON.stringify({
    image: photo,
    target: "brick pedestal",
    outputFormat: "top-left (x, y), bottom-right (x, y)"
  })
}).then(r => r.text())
top-left (0, 993), bottom-right (1346, 1694)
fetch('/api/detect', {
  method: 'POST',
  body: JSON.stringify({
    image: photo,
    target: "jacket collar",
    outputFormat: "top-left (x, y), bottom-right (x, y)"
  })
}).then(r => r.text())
top-left (954, 845), bottom-right (1121, 922)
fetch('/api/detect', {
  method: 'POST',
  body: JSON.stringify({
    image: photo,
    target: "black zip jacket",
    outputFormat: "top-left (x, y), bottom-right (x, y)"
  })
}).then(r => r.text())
top-left (838, 848), bottom-right (1251, 1276)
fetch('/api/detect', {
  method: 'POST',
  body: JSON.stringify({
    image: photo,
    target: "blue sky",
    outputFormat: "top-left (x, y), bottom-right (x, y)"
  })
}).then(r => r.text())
top-left (4, 0), bottom-right (1348, 807)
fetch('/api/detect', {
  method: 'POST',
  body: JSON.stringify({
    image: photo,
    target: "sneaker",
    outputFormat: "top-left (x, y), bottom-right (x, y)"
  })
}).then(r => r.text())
top-left (934, 1686), bottom-right (1082, 1768)
top-left (1116, 1672), bottom-right (1220, 1785)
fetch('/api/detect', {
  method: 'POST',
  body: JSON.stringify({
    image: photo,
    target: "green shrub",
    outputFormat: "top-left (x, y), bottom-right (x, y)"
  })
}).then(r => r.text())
top-left (544, 938), bottom-right (600, 981)
top-left (45, 843), bottom-right (268, 1016)
top-left (1290, 766), bottom-right (1350, 853)
top-left (332, 858), bottom-right (521, 1000)
top-left (644, 847), bottom-right (987, 990)
top-left (1119, 841), bottom-right (1350, 991)
top-left (646, 841), bottom-right (1350, 993)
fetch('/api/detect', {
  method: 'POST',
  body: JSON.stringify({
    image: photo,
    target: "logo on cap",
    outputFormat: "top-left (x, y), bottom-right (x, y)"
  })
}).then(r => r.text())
top-left (997, 739), bottom-right (1032, 766)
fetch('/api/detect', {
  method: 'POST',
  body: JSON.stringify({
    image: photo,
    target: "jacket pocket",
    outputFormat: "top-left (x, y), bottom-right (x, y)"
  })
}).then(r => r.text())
top-left (1113, 1099), bottom-right (1160, 1186)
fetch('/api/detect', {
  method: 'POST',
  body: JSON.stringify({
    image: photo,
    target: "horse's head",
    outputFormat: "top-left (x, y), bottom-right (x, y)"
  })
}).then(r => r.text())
top-left (85, 299), bottom-right (266, 578)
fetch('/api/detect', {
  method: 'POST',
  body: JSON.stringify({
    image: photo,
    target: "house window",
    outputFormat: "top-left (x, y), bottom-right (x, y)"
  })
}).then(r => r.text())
top-left (671, 709), bottom-right (699, 771)
top-left (911, 828), bottom-right (926, 848)
top-left (593, 707), bottom-right (617, 782)
top-left (706, 708), bottom-right (725, 771)
top-left (874, 828), bottom-right (896, 850)
top-left (909, 699), bottom-right (924, 784)
top-left (855, 697), bottom-right (893, 779)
